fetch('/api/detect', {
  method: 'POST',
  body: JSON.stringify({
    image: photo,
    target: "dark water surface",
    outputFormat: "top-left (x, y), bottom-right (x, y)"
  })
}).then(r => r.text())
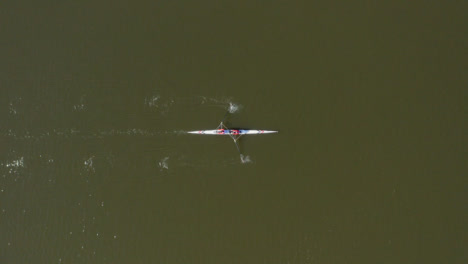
top-left (1, 1), bottom-right (466, 263)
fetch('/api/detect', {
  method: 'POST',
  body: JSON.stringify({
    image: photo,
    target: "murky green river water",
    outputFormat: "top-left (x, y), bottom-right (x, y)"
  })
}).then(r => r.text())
top-left (1, 1), bottom-right (466, 263)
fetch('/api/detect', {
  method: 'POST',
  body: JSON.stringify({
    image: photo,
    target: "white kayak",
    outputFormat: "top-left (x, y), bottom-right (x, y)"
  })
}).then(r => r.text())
top-left (188, 117), bottom-right (278, 156)
top-left (187, 129), bottom-right (278, 135)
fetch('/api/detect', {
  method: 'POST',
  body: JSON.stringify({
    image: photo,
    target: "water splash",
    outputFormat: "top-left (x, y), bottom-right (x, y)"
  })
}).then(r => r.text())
top-left (73, 95), bottom-right (86, 111)
top-left (159, 157), bottom-right (169, 170)
top-left (73, 104), bottom-right (85, 111)
top-left (228, 102), bottom-right (242, 113)
top-left (144, 95), bottom-right (174, 115)
top-left (5, 157), bottom-right (24, 168)
top-left (84, 156), bottom-right (95, 172)
top-left (3, 156), bottom-right (25, 176)
top-left (240, 154), bottom-right (252, 164)
top-left (8, 97), bottom-right (22, 115)
top-left (144, 95), bottom-right (160, 107)
top-left (197, 96), bottom-right (231, 105)
top-left (9, 102), bottom-right (17, 115)
top-left (196, 96), bottom-right (244, 113)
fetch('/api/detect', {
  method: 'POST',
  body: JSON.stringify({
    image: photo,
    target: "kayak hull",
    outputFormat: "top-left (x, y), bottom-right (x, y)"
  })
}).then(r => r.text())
top-left (187, 129), bottom-right (278, 135)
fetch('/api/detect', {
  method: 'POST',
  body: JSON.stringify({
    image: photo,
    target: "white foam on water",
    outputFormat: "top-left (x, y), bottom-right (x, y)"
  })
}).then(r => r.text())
top-left (9, 102), bottom-right (17, 115)
top-left (3, 156), bottom-right (24, 177)
top-left (84, 156), bottom-right (95, 172)
top-left (240, 154), bottom-right (252, 164)
top-left (228, 102), bottom-right (243, 113)
top-left (73, 104), bottom-right (85, 111)
top-left (194, 96), bottom-right (245, 115)
top-left (196, 96), bottom-right (241, 110)
top-left (98, 129), bottom-right (159, 137)
top-left (199, 96), bottom-right (207, 104)
top-left (72, 95), bottom-right (86, 111)
top-left (5, 157), bottom-right (24, 168)
top-left (197, 96), bottom-right (226, 105)
top-left (1, 128), bottom-right (176, 140)
top-left (8, 97), bottom-right (21, 115)
top-left (144, 95), bottom-right (174, 115)
top-left (158, 157), bottom-right (169, 170)
top-left (173, 130), bottom-right (188, 135)
top-left (145, 95), bottom-right (160, 107)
